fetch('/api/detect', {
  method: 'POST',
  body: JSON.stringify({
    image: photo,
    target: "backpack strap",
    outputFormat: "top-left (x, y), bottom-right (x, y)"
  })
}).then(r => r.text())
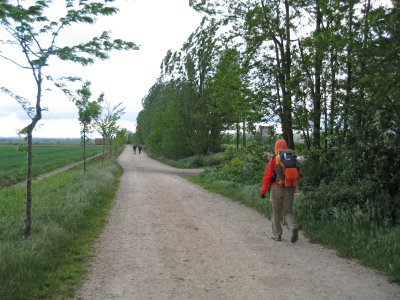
top-left (275, 155), bottom-right (286, 186)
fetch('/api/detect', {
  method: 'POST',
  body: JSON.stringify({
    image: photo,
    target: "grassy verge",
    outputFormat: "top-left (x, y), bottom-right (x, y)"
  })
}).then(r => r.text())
top-left (188, 171), bottom-right (270, 219)
top-left (296, 199), bottom-right (400, 282)
top-left (147, 152), bottom-right (227, 169)
top-left (189, 170), bottom-right (400, 283)
top-left (0, 158), bottom-right (122, 299)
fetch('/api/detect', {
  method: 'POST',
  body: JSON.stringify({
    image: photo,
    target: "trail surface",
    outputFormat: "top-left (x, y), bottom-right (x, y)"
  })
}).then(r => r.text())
top-left (77, 146), bottom-right (400, 300)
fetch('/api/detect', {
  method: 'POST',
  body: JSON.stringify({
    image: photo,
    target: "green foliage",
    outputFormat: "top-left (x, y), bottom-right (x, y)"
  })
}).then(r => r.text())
top-left (94, 100), bottom-right (126, 159)
top-left (188, 143), bottom-right (268, 185)
top-left (112, 128), bottom-right (129, 157)
top-left (149, 151), bottom-right (227, 169)
top-left (136, 81), bottom-right (194, 159)
top-left (189, 155), bottom-right (204, 168)
top-left (297, 180), bottom-right (398, 226)
top-left (137, 18), bottom-right (256, 158)
top-left (75, 82), bottom-right (102, 126)
top-left (213, 157), bottom-right (255, 184)
top-left (0, 159), bottom-right (122, 299)
top-left (73, 81), bottom-right (103, 171)
top-left (300, 133), bottom-right (400, 227)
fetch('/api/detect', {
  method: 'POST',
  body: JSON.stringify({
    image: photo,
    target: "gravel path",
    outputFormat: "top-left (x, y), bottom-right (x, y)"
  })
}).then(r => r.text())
top-left (77, 146), bottom-right (400, 300)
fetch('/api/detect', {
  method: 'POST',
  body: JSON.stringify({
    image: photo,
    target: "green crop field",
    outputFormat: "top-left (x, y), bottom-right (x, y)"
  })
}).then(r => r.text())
top-left (0, 144), bottom-right (104, 188)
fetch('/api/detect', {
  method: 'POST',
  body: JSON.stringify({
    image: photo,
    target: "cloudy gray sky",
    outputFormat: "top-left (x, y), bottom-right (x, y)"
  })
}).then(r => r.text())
top-left (0, 0), bottom-right (202, 138)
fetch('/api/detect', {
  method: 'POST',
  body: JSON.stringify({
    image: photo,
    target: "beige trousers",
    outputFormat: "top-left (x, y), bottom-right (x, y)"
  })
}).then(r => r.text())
top-left (270, 186), bottom-right (297, 238)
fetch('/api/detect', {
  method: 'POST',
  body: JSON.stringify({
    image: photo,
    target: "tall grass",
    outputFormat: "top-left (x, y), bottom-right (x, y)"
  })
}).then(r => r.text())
top-left (0, 159), bottom-right (122, 299)
top-left (296, 194), bottom-right (400, 282)
top-left (297, 217), bottom-right (400, 281)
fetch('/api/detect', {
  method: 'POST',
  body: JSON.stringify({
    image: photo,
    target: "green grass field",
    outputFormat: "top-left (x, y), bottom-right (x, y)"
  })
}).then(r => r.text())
top-left (0, 158), bottom-right (122, 299)
top-left (0, 144), bottom-right (104, 188)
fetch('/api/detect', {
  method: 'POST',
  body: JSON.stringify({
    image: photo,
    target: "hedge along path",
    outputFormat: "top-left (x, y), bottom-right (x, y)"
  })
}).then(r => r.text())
top-left (77, 146), bottom-right (400, 300)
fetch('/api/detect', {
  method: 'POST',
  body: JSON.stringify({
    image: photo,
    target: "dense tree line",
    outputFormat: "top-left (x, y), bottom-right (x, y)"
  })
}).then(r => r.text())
top-left (137, 0), bottom-right (399, 226)
top-left (136, 20), bottom-right (252, 158)
top-left (138, 0), bottom-right (399, 152)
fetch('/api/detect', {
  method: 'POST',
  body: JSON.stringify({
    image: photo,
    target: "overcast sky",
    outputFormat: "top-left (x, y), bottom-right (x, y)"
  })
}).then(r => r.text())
top-left (0, 0), bottom-right (203, 138)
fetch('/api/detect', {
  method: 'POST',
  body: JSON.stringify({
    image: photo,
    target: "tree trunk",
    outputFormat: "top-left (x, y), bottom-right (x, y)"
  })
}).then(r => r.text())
top-left (24, 130), bottom-right (33, 238)
top-left (282, 0), bottom-right (294, 149)
top-left (102, 135), bottom-right (105, 164)
top-left (236, 121), bottom-right (240, 149)
top-left (83, 125), bottom-right (87, 173)
top-left (242, 117), bottom-right (246, 148)
top-left (261, 0), bottom-right (294, 148)
top-left (313, 0), bottom-right (323, 148)
top-left (344, 2), bottom-right (355, 138)
top-left (329, 46), bottom-right (337, 139)
top-left (358, 0), bottom-right (371, 132)
top-left (323, 81), bottom-right (328, 150)
top-left (109, 138), bottom-right (113, 158)
top-left (24, 69), bottom-right (43, 238)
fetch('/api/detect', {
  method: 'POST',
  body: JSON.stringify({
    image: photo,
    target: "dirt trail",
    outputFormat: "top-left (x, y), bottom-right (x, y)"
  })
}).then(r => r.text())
top-left (77, 146), bottom-right (400, 300)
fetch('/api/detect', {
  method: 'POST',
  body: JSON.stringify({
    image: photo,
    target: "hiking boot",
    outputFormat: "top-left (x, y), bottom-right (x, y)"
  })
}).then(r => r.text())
top-left (271, 236), bottom-right (282, 241)
top-left (291, 227), bottom-right (299, 243)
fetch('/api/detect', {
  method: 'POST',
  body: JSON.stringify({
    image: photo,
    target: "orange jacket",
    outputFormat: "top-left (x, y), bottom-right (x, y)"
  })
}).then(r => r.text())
top-left (260, 139), bottom-right (289, 195)
top-left (260, 155), bottom-right (278, 195)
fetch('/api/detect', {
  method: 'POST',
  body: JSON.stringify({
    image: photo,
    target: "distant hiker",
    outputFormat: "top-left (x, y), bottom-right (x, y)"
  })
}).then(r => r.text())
top-left (138, 144), bottom-right (142, 155)
top-left (132, 144), bottom-right (137, 155)
top-left (260, 139), bottom-right (300, 243)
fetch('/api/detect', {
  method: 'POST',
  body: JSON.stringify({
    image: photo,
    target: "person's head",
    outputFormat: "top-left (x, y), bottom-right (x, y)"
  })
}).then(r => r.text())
top-left (274, 139), bottom-right (288, 155)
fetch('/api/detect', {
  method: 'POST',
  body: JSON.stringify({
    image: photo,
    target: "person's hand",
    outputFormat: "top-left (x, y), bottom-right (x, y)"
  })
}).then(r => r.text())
top-left (261, 193), bottom-right (266, 199)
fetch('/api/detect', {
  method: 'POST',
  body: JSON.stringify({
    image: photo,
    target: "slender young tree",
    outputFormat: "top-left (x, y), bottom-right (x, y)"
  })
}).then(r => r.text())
top-left (0, 1), bottom-right (138, 238)
top-left (74, 81), bottom-right (103, 172)
top-left (94, 100), bottom-right (125, 160)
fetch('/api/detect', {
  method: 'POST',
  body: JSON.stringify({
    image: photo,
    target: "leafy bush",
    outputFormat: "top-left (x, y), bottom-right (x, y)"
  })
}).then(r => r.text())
top-left (206, 143), bottom-right (269, 185)
top-left (297, 178), bottom-right (399, 227)
top-left (299, 133), bottom-right (400, 227)
top-left (190, 155), bottom-right (204, 168)
top-left (149, 151), bottom-right (228, 169)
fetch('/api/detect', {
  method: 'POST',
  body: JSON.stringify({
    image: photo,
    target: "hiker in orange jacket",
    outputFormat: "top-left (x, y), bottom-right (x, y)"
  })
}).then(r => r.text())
top-left (260, 139), bottom-right (299, 242)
